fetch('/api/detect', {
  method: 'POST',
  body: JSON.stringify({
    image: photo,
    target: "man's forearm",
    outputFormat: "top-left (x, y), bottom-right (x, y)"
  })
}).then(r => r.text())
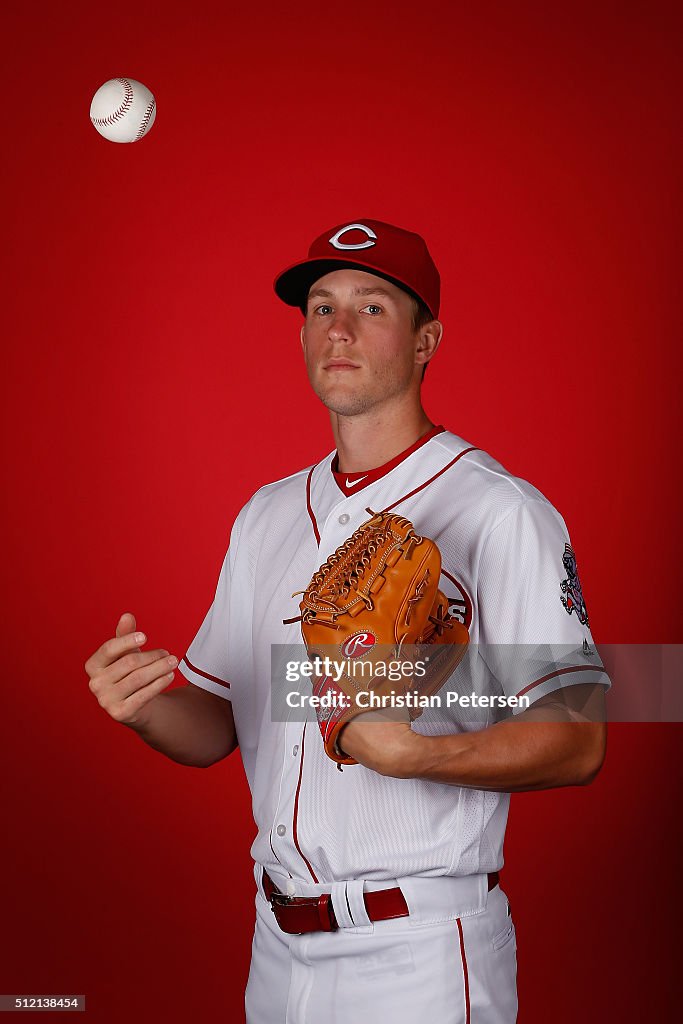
top-left (410, 716), bottom-right (607, 791)
top-left (126, 685), bottom-right (238, 768)
top-left (341, 684), bottom-right (608, 790)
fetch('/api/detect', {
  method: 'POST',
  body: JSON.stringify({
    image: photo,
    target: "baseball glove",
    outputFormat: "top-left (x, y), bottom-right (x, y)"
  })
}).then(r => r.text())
top-left (285, 510), bottom-right (469, 766)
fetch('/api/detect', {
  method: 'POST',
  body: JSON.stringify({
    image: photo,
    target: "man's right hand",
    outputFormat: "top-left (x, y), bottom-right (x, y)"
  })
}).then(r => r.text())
top-left (85, 612), bottom-right (178, 729)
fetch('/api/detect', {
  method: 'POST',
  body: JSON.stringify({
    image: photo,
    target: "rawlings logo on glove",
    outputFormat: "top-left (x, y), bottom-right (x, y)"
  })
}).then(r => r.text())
top-left (285, 510), bottom-right (469, 766)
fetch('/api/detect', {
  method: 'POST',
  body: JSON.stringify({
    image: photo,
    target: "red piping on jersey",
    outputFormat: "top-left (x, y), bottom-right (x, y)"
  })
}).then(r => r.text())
top-left (181, 655), bottom-right (230, 690)
top-left (306, 446), bottom-right (479, 544)
top-left (441, 568), bottom-right (474, 631)
top-left (456, 918), bottom-right (471, 1024)
top-left (306, 466), bottom-right (320, 545)
top-left (331, 424), bottom-right (446, 496)
top-left (516, 663), bottom-right (608, 698)
top-left (291, 723), bottom-right (319, 883)
top-left (380, 447), bottom-right (479, 513)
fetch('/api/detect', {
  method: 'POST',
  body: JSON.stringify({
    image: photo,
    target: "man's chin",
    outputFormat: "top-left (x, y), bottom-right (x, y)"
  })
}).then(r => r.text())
top-left (310, 378), bottom-right (372, 417)
top-left (319, 395), bottom-right (373, 417)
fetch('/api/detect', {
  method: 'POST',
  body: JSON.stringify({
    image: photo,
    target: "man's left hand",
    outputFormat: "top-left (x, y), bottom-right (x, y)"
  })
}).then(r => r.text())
top-left (338, 713), bottom-right (428, 777)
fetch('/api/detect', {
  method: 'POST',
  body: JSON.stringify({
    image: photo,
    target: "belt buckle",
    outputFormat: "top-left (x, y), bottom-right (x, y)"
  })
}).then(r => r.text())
top-left (269, 890), bottom-right (294, 909)
top-left (268, 890), bottom-right (302, 935)
top-left (268, 889), bottom-right (338, 934)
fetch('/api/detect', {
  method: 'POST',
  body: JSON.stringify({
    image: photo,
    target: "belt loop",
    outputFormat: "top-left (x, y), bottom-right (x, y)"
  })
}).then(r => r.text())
top-left (345, 879), bottom-right (372, 927)
top-left (316, 895), bottom-right (336, 932)
top-left (330, 882), bottom-right (356, 929)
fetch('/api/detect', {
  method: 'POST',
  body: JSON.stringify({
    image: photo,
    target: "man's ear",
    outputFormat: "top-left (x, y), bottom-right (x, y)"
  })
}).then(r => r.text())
top-left (415, 320), bottom-right (443, 367)
top-left (300, 324), bottom-right (306, 353)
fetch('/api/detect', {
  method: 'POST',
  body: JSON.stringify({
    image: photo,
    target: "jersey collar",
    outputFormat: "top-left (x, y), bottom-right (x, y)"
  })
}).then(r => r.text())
top-left (331, 425), bottom-right (446, 497)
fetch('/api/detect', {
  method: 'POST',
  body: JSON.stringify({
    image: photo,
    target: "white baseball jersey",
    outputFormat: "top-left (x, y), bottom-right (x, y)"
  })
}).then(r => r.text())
top-left (179, 426), bottom-right (610, 885)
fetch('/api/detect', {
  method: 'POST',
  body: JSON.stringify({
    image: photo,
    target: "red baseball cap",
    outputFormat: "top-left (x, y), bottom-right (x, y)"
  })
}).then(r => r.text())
top-left (273, 218), bottom-right (440, 319)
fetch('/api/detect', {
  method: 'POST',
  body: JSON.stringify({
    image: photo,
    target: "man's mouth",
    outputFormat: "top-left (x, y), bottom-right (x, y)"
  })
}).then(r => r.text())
top-left (324, 359), bottom-right (361, 371)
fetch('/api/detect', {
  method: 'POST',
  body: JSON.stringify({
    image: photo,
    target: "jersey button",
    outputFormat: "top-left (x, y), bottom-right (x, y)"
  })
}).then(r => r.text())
top-left (276, 824), bottom-right (286, 837)
top-left (292, 745), bottom-right (299, 756)
top-left (338, 513), bottom-right (350, 525)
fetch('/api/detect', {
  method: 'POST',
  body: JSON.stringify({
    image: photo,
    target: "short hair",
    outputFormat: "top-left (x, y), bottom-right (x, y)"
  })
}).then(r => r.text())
top-left (410, 295), bottom-right (437, 380)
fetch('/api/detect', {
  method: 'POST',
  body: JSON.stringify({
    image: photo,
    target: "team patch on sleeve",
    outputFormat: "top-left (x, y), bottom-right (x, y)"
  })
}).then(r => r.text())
top-left (559, 543), bottom-right (589, 626)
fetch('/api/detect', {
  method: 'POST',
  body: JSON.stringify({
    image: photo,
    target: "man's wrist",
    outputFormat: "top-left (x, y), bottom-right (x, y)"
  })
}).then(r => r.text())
top-left (382, 728), bottom-right (445, 780)
top-left (402, 730), bottom-right (468, 782)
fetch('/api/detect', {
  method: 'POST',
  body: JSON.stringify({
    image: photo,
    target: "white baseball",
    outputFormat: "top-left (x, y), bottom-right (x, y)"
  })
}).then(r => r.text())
top-left (90, 78), bottom-right (156, 143)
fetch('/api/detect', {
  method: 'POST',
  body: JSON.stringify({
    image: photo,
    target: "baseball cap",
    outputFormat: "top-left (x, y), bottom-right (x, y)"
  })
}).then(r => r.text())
top-left (273, 218), bottom-right (440, 319)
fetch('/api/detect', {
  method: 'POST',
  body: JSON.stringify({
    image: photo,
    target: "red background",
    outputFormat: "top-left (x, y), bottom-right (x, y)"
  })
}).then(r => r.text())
top-left (2, 1), bottom-right (681, 1020)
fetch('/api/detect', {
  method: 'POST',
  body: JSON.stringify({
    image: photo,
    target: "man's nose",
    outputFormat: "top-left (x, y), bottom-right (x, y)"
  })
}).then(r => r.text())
top-left (327, 308), bottom-right (356, 343)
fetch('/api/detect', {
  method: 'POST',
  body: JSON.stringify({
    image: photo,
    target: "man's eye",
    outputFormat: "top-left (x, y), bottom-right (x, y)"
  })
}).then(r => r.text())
top-left (362, 304), bottom-right (382, 315)
top-left (314, 305), bottom-right (333, 315)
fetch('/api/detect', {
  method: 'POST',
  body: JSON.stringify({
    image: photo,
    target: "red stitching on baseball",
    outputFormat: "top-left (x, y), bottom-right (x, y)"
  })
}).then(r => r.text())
top-left (90, 77), bottom-right (134, 126)
top-left (135, 99), bottom-right (156, 140)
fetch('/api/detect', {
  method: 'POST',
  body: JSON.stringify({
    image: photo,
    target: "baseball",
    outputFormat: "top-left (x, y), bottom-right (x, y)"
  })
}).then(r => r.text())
top-left (89, 78), bottom-right (156, 143)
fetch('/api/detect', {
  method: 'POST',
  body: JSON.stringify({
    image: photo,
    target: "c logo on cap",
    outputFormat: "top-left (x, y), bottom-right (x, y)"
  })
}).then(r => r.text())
top-left (329, 223), bottom-right (377, 250)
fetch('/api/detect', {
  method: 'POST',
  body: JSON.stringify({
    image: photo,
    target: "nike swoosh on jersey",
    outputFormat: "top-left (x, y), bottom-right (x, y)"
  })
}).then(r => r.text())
top-left (345, 475), bottom-right (368, 488)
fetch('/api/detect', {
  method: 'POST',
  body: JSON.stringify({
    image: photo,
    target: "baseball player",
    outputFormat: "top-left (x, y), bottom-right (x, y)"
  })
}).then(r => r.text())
top-left (85, 218), bottom-right (610, 1023)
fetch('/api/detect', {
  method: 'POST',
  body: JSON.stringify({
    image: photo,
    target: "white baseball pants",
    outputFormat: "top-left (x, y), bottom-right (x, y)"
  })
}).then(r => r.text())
top-left (245, 867), bottom-right (517, 1023)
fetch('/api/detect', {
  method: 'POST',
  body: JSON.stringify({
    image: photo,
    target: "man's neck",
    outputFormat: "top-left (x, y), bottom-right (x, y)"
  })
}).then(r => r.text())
top-left (331, 403), bottom-right (434, 474)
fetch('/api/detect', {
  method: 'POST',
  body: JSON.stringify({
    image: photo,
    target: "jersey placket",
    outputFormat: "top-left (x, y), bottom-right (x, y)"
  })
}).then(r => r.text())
top-left (267, 713), bottom-right (315, 883)
top-left (271, 489), bottom-right (386, 884)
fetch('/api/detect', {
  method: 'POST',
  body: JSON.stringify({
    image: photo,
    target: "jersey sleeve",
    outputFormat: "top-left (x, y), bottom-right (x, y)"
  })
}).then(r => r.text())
top-left (476, 497), bottom-right (611, 711)
top-left (178, 503), bottom-right (248, 701)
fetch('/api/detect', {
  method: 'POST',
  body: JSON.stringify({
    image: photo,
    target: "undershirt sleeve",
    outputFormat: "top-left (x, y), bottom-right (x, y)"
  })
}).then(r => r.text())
top-left (476, 498), bottom-right (611, 711)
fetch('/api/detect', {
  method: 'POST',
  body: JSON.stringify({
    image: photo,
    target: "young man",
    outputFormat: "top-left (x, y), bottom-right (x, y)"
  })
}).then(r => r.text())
top-left (85, 218), bottom-right (609, 1023)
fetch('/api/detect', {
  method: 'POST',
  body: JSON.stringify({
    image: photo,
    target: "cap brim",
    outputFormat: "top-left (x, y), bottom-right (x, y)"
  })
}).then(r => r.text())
top-left (273, 257), bottom-right (433, 317)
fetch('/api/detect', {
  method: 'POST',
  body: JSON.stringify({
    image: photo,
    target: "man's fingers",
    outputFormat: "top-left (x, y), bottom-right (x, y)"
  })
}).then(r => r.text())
top-left (111, 669), bottom-right (177, 725)
top-left (113, 654), bottom-right (179, 702)
top-left (86, 615), bottom-right (180, 727)
top-left (85, 629), bottom-right (148, 676)
top-left (116, 612), bottom-right (137, 639)
top-left (91, 648), bottom-right (171, 692)
top-left (99, 655), bottom-right (179, 723)
top-left (89, 649), bottom-right (177, 719)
